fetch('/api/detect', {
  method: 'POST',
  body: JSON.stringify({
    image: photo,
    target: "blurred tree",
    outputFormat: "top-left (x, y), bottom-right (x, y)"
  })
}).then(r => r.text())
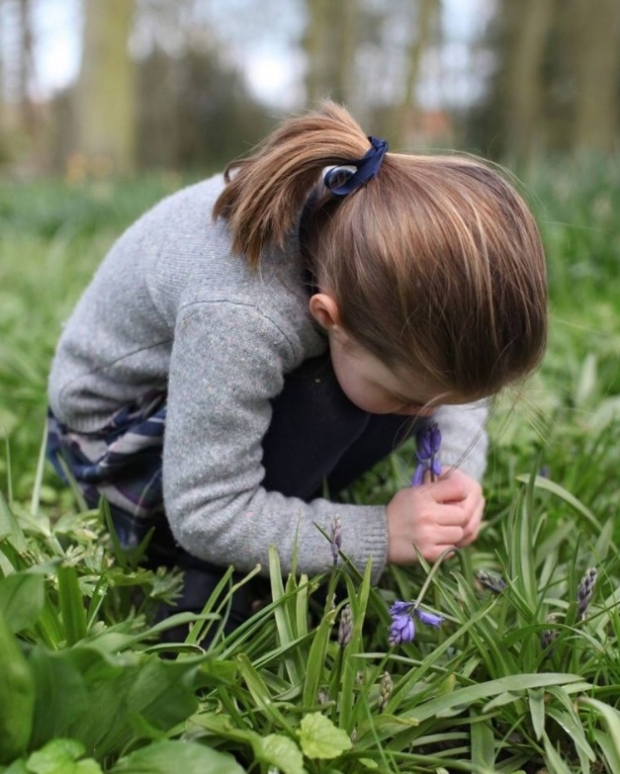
top-left (569, 0), bottom-right (620, 153)
top-left (16, 0), bottom-right (36, 137)
top-left (303, 0), bottom-right (359, 106)
top-left (137, 44), bottom-right (274, 171)
top-left (392, 0), bottom-right (441, 148)
top-left (503, 0), bottom-right (554, 159)
top-left (0, 0), bottom-right (39, 165)
top-left (0, 0), bottom-right (5, 157)
top-left (465, 0), bottom-right (620, 159)
top-left (76, 0), bottom-right (136, 174)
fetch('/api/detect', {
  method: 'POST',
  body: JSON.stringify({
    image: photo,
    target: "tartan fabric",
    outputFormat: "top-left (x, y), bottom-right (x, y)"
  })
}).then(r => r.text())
top-left (47, 392), bottom-right (167, 544)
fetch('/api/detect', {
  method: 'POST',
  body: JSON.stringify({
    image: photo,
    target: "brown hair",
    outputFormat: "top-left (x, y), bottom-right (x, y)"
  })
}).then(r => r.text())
top-left (213, 101), bottom-right (547, 400)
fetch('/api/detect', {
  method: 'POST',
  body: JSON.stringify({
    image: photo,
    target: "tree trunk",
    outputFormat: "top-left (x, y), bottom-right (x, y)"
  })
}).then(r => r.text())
top-left (393, 0), bottom-right (440, 149)
top-left (333, 0), bottom-right (359, 105)
top-left (303, 0), bottom-right (331, 106)
top-left (503, 0), bottom-right (555, 159)
top-left (17, 0), bottom-right (36, 137)
top-left (76, 0), bottom-right (136, 174)
top-left (303, 0), bottom-right (359, 107)
top-left (570, 0), bottom-right (620, 153)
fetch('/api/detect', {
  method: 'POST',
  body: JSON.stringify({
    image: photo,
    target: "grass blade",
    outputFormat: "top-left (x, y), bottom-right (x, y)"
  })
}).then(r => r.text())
top-left (57, 564), bottom-right (88, 645)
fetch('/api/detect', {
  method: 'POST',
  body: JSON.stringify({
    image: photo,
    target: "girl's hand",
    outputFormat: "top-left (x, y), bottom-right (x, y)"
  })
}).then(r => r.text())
top-left (385, 468), bottom-right (484, 564)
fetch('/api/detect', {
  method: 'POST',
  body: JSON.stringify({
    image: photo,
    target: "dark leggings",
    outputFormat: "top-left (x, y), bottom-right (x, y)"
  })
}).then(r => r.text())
top-left (111, 356), bottom-right (422, 640)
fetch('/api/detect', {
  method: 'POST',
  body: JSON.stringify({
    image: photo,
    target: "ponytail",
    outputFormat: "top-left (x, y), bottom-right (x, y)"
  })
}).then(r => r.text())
top-left (212, 102), bottom-right (372, 267)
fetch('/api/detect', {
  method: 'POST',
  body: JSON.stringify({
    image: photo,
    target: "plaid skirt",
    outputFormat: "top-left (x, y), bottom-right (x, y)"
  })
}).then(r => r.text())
top-left (47, 391), bottom-right (168, 548)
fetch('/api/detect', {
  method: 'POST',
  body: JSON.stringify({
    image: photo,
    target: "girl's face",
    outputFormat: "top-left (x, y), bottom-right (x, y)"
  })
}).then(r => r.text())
top-left (308, 288), bottom-right (465, 416)
top-left (328, 330), bottom-right (441, 416)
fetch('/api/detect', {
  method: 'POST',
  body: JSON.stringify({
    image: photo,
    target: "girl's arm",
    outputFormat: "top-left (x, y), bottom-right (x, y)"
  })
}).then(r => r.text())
top-left (163, 299), bottom-right (389, 581)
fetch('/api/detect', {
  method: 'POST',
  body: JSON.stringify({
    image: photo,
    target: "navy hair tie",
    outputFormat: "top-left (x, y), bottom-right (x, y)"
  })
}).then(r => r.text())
top-left (324, 135), bottom-right (389, 196)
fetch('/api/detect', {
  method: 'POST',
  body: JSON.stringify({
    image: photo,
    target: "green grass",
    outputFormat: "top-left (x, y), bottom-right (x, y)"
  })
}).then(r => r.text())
top-left (2, 160), bottom-right (620, 772)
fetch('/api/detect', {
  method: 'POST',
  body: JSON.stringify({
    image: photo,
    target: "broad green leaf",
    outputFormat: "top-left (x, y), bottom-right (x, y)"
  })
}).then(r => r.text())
top-left (0, 490), bottom-right (27, 553)
top-left (594, 730), bottom-right (620, 774)
top-left (545, 706), bottom-right (594, 773)
top-left (0, 610), bottom-right (36, 764)
top-left (469, 711), bottom-right (496, 769)
top-left (25, 738), bottom-right (103, 774)
top-left (256, 734), bottom-right (306, 774)
top-left (483, 691), bottom-right (522, 712)
top-left (542, 731), bottom-right (573, 774)
top-left (73, 762), bottom-right (101, 774)
top-left (188, 710), bottom-right (265, 748)
top-left (28, 647), bottom-right (89, 749)
top-left (517, 469), bottom-right (538, 606)
top-left (298, 713), bottom-right (352, 760)
top-left (110, 740), bottom-right (245, 773)
top-left (57, 565), bottom-right (87, 645)
top-left (268, 546), bottom-right (305, 685)
top-left (0, 572), bottom-right (45, 633)
top-left (580, 697), bottom-right (620, 770)
top-left (28, 645), bottom-right (201, 759)
top-left (339, 558), bottom-right (372, 731)
top-left (236, 652), bottom-right (293, 732)
top-left (189, 708), bottom-right (305, 773)
top-left (401, 673), bottom-right (586, 725)
top-left (2, 759), bottom-right (29, 774)
top-left (302, 605), bottom-right (336, 708)
top-left (527, 688), bottom-right (545, 741)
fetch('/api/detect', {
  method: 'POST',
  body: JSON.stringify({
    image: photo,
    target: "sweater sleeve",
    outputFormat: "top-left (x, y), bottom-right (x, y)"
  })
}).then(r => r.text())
top-left (433, 400), bottom-right (489, 481)
top-left (163, 300), bottom-right (388, 580)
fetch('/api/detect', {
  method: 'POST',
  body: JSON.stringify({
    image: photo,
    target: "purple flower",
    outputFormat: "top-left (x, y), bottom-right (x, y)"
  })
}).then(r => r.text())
top-left (415, 609), bottom-right (444, 627)
top-left (412, 421), bottom-right (442, 485)
top-left (388, 614), bottom-right (415, 646)
top-left (388, 600), bottom-right (444, 646)
top-left (389, 600), bottom-right (413, 617)
top-left (411, 464), bottom-right (425, 487)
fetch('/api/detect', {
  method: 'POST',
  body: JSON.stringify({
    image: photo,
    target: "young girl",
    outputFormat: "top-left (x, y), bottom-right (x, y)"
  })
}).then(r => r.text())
top-left (47, 101), bottom-right (547, 630)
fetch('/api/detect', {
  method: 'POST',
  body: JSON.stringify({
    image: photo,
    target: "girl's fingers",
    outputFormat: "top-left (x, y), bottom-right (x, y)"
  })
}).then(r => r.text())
top-left (434, 505), bottom-right (469, 526)
top-left (426, 474), bottom-right (469, 503)
top-left (433, 526), bottom-right (464, 545)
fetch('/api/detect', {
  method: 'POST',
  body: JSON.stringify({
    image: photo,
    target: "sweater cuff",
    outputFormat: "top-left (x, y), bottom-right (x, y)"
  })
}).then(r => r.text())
top-left (330, 504), bottom-right (388, 585)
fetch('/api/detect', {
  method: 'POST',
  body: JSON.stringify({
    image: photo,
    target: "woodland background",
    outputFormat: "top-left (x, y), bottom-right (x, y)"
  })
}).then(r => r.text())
top-left (1, 0), bottom-right (620, 179)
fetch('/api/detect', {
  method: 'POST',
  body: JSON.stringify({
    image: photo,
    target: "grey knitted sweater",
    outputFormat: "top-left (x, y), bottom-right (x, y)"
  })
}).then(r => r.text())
top-left (48, 175), bottom-right (488, 581)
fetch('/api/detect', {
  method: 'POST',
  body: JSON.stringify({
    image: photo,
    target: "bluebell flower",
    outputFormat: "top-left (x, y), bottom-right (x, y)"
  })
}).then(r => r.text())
top-left (415, 609), bottom-right (444, 627)
top-left (338, 604), bottom-right (353, 647)
top-left (412, 421), bottom-right (442, 485)
top-left (377, 671), bottom-right (393, 712)
top-left (388, 613), bottom-right (415, 646)
top-left (388, 600), bottom-right (444, 646)
top-left (540, 612), bottom-right (561, 657)
top-left (475, 569), bottom-right (507, 595)
top-left (577, 567), bottom-right (597, 621)
top-left (389, 600), bottom-right (412, 616)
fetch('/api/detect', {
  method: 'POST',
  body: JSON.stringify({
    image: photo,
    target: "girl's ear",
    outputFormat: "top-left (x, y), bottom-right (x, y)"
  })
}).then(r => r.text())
top-left (308, 292), bottom-right (342, 331)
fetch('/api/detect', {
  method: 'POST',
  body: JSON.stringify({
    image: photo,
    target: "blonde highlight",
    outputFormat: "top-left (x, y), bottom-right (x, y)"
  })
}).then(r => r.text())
top-left (213, 101), bottom-right (548, 400)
